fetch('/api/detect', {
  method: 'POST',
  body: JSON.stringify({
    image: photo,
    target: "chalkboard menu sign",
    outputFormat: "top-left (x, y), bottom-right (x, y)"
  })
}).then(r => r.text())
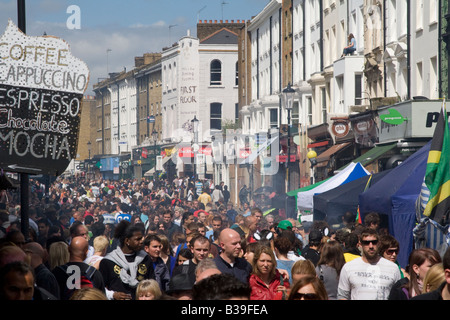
top-left (0, 20), bottom-right (89, 175)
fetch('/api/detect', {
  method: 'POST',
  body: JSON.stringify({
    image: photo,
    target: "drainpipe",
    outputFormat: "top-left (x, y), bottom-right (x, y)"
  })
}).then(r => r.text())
top-left (101, 89), bottom-right (105, 154)
top-left (147, 75), bottom-right (150, 139)
top-left (383, 0), bottom-right (387, 97)
top-left (406, 0), bottom-right (411, 100)
top-left (303, 0), bottom-right (306, 80)
top-left (319, 0), bottom-right (324, 71)
top-left (270, 16), bottom-right (273, 95)
top-left (279, 7), bottom-right (282, 127)
top-left (257, 28), bottom-right (260, 100)
top-left (136, 78), bottom-right (140, 145)
top-left (117, 83), bottom-right (120, 154)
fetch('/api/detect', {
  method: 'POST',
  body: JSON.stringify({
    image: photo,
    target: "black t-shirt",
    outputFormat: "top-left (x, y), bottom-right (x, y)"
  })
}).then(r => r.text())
top-left (52, 262), bottom-right (105, 300)
top-left (99, 251), bottom-right (155, 299)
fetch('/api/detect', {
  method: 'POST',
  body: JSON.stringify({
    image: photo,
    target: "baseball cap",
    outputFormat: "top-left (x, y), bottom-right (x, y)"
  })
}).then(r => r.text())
top-left (277, 220), bottom-right (293, 230)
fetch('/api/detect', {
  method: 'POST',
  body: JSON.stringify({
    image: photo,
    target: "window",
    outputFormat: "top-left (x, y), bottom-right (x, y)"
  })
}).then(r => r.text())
top-left (355, 74), bottom-right (362, 106)
top-left (430, 0), bottom-right (438, 24)
top-left (416, 0), bottom-right (424, 31)
top-left (245, 116), bottom-right (250, 132)
top-left (210, 60), bottom-right (222, 85)
top-left (105, 113), bottom-right (110, 129)
top-left (430, 56), bottom-right (438, 99)
top-left (416, 62), bottom-right (423, 96)
top-left (235, 61), bottom-right (239, 86)
top-left (269, 109), bottom-right (278, 128)
top-left (321, 87), bottom-right (327, 123)
top-left (337, 76), bottom-right (344, 113)
top-left (97, 116), bottom-right (102, 130)
top-left (292, 101), bottom-right (299, 128)
top-left (307, 97), bottom-right (312, 125)
top-left (210, 103), bottom-right (222, 130)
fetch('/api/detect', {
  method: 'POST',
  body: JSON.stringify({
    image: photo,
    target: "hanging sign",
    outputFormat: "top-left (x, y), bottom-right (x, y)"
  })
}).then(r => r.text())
top-left (0, 20), bottom-right (90, 175)
top-left (380, 108), bottom-right (407, 125)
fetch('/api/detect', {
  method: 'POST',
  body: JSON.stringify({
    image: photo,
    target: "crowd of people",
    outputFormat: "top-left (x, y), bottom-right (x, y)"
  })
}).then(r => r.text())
top-left (0, 174), bottom-right (448, 301)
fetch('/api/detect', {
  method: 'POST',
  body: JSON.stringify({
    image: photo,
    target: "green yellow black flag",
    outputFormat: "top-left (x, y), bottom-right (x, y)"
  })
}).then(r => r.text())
top-left (423, 98), bottom-right (450, 224)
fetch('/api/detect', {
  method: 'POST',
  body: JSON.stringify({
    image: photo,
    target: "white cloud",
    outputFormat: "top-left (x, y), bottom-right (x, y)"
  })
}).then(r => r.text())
top-left (151, 20), bottom-right (166, 27)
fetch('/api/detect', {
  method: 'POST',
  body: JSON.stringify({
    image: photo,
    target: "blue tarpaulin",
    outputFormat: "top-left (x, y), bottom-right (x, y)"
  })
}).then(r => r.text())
top-left (358, 141), bottom-right (431, 267)
top-left (313, 169), bottom-right (391, 225)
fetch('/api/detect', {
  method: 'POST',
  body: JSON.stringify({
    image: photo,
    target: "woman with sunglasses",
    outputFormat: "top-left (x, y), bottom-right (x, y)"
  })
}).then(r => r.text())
top-left (287, 275), bottom-right (328, 300)
top-left (378, 234), bottom-right (407, 279)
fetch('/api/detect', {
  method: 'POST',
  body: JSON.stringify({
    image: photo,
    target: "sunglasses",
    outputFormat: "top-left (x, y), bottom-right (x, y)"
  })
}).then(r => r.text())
top-left (360, 239), bottom-right (378, 246)
top-left (292, 292), bottom-right (319, 300)
top-left (385, 249), bottom-right (399, 255)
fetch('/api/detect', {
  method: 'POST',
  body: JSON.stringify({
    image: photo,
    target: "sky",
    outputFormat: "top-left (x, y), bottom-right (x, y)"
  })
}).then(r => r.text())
top-left (0, 0), bottom-right (270, 95)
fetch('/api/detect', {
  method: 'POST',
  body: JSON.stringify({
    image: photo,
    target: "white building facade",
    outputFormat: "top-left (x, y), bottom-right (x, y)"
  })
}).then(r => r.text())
top-left (109, 74), bottom-right (137, 155)
top-left (161, 29), bottom-right (239, 179)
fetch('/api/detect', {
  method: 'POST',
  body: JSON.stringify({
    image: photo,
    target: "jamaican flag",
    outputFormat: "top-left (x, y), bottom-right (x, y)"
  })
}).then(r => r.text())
top-left (423, 99), bottom-right (450, 224)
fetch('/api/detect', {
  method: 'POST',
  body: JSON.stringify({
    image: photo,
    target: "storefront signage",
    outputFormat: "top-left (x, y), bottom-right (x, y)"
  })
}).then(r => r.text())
top-left (380, 109), bottom-right (407, 125)
top-left (378, 100), bottom-right (449, 143)
top-left (178, 145), bottom-right (212, 157)
top-left (331, 120), bottom-right (350, 138)
top-left (0, 20), bottom-right (89, 175)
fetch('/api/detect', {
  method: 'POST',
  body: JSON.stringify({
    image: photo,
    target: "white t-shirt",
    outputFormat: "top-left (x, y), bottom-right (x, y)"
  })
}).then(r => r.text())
top-left (337, 257), bottom-right (401, 300)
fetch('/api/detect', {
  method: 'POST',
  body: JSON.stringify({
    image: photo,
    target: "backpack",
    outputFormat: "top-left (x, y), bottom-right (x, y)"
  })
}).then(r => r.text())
top-left (57, 264), bottom-right (97, 299)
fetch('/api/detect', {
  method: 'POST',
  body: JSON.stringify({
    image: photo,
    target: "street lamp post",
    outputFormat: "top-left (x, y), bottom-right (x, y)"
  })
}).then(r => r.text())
top-left (282, 82), bottom-right (295, 191)
top-left (191, 116), bottom-right (199, 182)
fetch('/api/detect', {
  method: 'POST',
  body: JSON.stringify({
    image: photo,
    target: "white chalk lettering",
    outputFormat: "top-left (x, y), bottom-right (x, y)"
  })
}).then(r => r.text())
top-left (1, 130), bottom-right (71, 161)
top-left (0, 109), bottom-right (70, 134)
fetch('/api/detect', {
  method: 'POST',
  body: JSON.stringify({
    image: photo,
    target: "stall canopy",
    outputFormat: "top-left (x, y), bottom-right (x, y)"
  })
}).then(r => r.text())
top-left (315, 142), bottom-right (352, 167)
top-left (351, 142), bottom-right (397, 166)
top-left (144, 154), bottom-right (173, 177)
top-left (297, 162), bottom-right (370, 212)
top-left (358, 141), bottom-right (431, 267)
top-left (287, 178), bottom-right (329, 214)
top-left (313, 169), bottom-right (391, 225)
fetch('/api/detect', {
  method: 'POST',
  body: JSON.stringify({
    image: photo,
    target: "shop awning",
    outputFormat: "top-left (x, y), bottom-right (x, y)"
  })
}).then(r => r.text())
top-left (143, 153), bottom-right (174, 177)
top-left (144, 166), bottom-right (166, 177)
top-left (315, 142), bottom-right (352, 167)
top-left (352, 142), bottom-right (397, 166)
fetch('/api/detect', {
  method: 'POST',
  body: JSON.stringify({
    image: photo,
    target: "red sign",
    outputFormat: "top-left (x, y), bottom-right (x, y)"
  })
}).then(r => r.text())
top-left (178, 147), bottom-right (194, 158)
top-left (141, 148), bottom-right (148, 159)
top-left (239, 148), bottom-right (251, 159)
top-left (276, 155), bottom-right (297, 163)
top-left (331, 121), bottom-right (350, 138)
top-left (178, 146), bottom-right (212, 157)
top-left (199, 146), bottom-right (212, 156)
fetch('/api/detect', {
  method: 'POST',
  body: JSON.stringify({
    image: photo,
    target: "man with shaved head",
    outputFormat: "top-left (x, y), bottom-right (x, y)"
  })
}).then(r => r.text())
top-left (214, 228), bottom-right (252, 284)
top-left (23, 242), bottom-right (59, 298)
top-left (52, 236), bottom-right (105, 299)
